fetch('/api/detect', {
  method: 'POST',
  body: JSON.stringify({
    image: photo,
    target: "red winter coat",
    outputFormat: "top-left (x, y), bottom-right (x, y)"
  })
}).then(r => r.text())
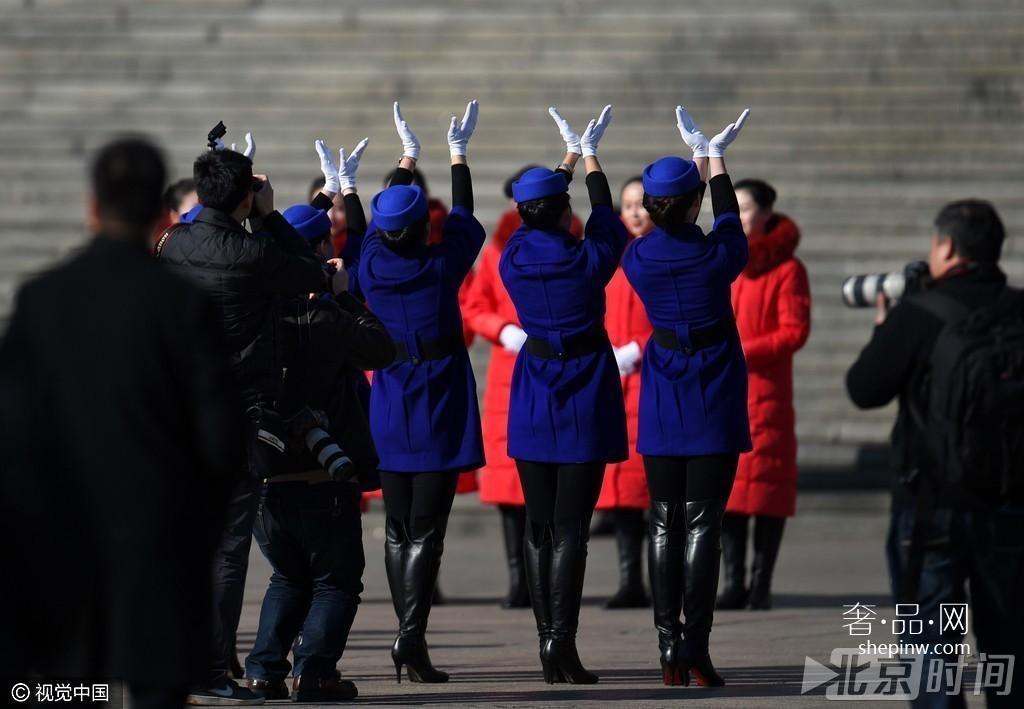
top-left (727, 214), bottom-right (811, 518)
top-left (596, 258), bottom-right (652, 510)
top-left (464, 208), bottom-right (583, 506)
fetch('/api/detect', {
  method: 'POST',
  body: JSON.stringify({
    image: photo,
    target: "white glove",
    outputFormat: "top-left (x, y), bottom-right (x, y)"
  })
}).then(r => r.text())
top-left (338, 138), bottom-right (369, 192)
top-left (231, 132), bottom-right (256, 160)
top-left (499, 324), bottom-right (528, 354)
top-left (548, 107), bottom-right (582, 155)
top-left (675, 106), bottom-right (709, 158)
top-left (614, 340), bottom-right (642, 376)
top-left (580, 104), bottom-right (612, 158)
top-left (393, 101), bottom-right (421, 160)
top-left (314, 139), bottom-right (341, 194)
top-left (708, 109), bottom-right (750, 158)
top-left (447, 100), bottom-right (479, 157)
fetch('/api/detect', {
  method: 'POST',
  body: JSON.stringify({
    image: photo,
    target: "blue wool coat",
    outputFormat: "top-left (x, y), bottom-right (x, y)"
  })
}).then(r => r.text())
top-left (622, 212), bottom-right (753, 456)
top-left (499, 204), bottom-right (629, 464)
top-left (358, 205), bottom-right (485, 473)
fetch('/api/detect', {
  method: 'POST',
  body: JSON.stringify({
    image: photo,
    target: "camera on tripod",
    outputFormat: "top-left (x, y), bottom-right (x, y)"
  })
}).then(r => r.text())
top-left (841, 260), bottom-right (930, 308)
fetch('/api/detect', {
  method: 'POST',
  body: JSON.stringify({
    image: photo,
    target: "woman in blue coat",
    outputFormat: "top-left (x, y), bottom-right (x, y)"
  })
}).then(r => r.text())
top-left (622, 106), bottom-right (752, 687)
top-left (499, 105), bottom-right (629, 684)
top-left (358, 100), bottom-right (485, 684)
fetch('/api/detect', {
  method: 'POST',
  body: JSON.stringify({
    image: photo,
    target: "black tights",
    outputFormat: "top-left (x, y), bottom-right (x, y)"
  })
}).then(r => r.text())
top-left (642, 453), bottom-right (738, 503)
top-left (380, 470), bottom-right (460, 525)
top-left (515, 461), bottom-right (605, 536)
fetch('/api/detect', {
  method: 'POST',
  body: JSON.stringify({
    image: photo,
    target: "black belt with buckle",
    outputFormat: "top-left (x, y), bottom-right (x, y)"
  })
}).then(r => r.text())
top-left (393, 333), bottom-right (466, 364)
top-left (525, 327), bottom-right (611, 360)
top-left (653, 316), bottom-right (736, 355)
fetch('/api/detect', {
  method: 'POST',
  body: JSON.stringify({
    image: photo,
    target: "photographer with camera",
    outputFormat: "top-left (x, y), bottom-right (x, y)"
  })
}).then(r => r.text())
top-left (242, 138), bottom-right (397, 702)
top-left (846, 200), bottom-right (1023, 707)
top-left (156, 134), bottom-right (328, 705)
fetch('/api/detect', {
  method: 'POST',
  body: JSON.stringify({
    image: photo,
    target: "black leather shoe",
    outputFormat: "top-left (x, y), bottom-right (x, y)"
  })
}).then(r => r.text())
top-left (292, 672), bottom-right (358, 702)
top-left (245, 678), bottom-right (288, 701)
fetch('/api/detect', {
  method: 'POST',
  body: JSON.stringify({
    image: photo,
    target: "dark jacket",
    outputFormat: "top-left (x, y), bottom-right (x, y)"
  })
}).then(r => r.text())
top-left (845, 262), bottom-right (1007, 504)
top-left (156, 207), bottom-right (326, 405)
top-left (272, 291), bottom-right (396, 484)
top-left (0, 236), bottom-right (242, 686)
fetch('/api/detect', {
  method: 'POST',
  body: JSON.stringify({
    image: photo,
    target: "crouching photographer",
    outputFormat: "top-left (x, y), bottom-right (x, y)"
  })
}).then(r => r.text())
top-left (242, 142), bottom-right (396, 703)
top-left (846, 200), bottom-right (1024, 707)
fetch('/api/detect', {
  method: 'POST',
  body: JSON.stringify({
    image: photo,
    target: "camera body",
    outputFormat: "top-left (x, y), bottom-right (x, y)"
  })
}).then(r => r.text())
top-left (841, 260), bottom-right (930, 308)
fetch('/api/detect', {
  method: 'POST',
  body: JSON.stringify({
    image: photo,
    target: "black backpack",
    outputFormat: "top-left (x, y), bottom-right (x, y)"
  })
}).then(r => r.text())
top-left (899, 287), bottom-right (1024, 603)
top-left (910, 287), bottom-right (1024, 507)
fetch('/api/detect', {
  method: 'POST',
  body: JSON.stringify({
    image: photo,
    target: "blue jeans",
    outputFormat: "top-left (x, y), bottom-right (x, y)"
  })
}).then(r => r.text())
top-left (246, 480), bottom-right (364, 682)
top-left (886, 503), bottom-right (1024, 708)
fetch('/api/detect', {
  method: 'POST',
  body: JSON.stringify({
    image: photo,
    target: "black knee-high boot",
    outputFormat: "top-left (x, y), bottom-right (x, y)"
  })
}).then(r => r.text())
top-left (500, 506), bottom-right (531, 608)
top-left (541, 520), bottom-right (598, 684)
top-left (390, 515), bottom-right (449, 683)
top-left (717, 512), bottom-right (749, 610)
top-left (648, 501), bottom-right (686, 685)
top-left (523, 520), bottom-right (553, 663)
top-left (605, 508), bottom-right (650, 609)
top-left (748, 515), bottom-right (785, 610)
top-left (681, 500), bottom-right (727, 687)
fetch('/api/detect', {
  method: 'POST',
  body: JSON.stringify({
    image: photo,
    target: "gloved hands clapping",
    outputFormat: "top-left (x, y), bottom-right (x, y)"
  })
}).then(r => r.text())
top-left (393, 101), bottom-right (420, 161)
top-left (708, 109), bottom-right (750, 158)
top-left (338, 138), bottom-right (369, 193)
top-left (580, 105), bottom-right (612, 158)
top-left (675, 106), bottom-right (709, 158)
top-left (447, 100), bottom-right (479, 157)
top-left (548, 107), bottom-right (582, 155)
top-left (499, 324), bottom-right (528, 354)
top-left (314, 139), bottom-right (341, 194)
top-left (613, 341), bottom-right (642, 377)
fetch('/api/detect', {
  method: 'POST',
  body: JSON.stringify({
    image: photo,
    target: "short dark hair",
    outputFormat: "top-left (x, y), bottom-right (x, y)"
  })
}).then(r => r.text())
top-left (380, 216), bottom-right (430, 256)
top-left (308, 175), bottom-right (326, 201)
top-left (163, 178), bottom-right (196, 213)
top-left (90, 136), bottom-right (167, 228)
top-left (193, 149), bottom-right (253, 214)
top-left (620, 175), bottom-right (643, 196)
top-left (383, 167), bottom-right (429, 194)
top-left (517, 193), bottom-right (571, 231)
top-left (934, 199), bottom-right (1005, 264)
top-left (642, 189), bottom-right (700, 230)
top-left (734, 178), bottom-right (777, 211)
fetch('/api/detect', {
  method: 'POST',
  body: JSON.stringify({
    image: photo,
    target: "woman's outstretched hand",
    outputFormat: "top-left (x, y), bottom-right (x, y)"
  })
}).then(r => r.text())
top-left (447, 100), bottom-right (479, 158)
top-left (548, 106), bottom-right (582, 156)
top-left (580, 104), bottom-right (612, 158)
top-left (675, 106), bottom-right (709, 158)
top-left (393, 101), bottom-right (421, 161)
top-left (708, 109), bottom-right (750, 157)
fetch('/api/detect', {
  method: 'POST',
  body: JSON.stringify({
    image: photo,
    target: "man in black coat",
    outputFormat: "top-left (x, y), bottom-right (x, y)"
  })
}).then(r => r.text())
top-left (156, 148), bottom-right (328, 703)
top-left (846, 200), bottom-right (1022, 707)
top-left (0, 137), bottom-right (242, 709)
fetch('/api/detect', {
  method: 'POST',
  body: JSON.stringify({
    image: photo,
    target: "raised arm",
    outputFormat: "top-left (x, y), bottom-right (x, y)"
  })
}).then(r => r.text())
top-left (675, 106), bottom-right (710, 215)
top-left (439, 100), bottom-right (485, 277)
top-left (447, 99), bottom-right (479, 213)
top-left (390, 101), bottom-right (420, 186)
top-left (548, 106), bottom-right (582, 183)
top-left (577, 104), bottom-right (629, 284)
top-left (707, 109), bottom-right (751, 279)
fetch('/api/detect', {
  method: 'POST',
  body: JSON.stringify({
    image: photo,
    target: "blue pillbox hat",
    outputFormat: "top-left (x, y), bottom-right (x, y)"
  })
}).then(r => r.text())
top-left (642, 156), bottom-right (702, 198)
top-left (282, 204), bottom-right (331, 242)
top-left (511, 167), bottom-right (568, 203)
top-left (371, 185), bottom-right (429, 231)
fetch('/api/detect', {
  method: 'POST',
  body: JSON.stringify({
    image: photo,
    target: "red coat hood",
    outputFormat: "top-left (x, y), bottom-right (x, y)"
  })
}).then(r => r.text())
top-left (745, 213), bottom-right (800, 277)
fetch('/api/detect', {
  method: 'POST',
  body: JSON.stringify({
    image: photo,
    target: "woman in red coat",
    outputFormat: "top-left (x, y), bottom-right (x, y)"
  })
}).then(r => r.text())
top-left (720, 179), bottom-right (811, 610)
top-left (597, 176), bottom-right (653, 608)
top-left (463, 166), bottom-right (583, 608)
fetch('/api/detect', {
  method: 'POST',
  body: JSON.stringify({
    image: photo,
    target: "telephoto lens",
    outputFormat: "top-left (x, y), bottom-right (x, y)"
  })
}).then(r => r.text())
top-left (305, 428), bottom-right (355, 481)
top-left (841, 260), bottom-right (929, 308)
